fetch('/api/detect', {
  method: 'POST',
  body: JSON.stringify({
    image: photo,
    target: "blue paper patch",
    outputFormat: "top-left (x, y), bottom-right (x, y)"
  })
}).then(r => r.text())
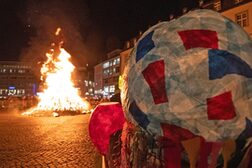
top-left (129, 100), bottom-right (150, 129)
top-left (136, 31), bottom-right (155, 62)
top-left (208, 49), bottom-right (252, 80)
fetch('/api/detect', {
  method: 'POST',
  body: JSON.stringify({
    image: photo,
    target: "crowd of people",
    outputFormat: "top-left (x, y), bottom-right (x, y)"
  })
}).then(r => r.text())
top-left (0, 95), bottom-right (117, 113)
top-left (0, 96), bottom-right (38, 112)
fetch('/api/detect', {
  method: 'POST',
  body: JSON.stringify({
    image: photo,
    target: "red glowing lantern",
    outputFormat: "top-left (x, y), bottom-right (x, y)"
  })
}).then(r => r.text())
top-left (89, 102), bottom-right (125, 155)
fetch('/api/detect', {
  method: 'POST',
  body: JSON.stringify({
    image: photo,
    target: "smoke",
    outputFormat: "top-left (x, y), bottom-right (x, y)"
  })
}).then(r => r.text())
top-left (20, 0), bottom-right (103, 76)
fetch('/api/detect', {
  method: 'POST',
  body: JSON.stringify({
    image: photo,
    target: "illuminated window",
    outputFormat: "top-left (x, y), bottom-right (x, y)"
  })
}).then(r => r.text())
top-left (234, 0), bottom-right (243, 4)
top-left (0, 89), bottom-right (4, 95)
top-left (104, 86), bottom-right (109, 93)
top-left (8, 89), bottom-right (16, 96)
top-left (85, 80), bottom-right (88, 87)
top-left (214, 0), bottom-right (221, 11)
top-left (236, 11), bottom-right (249, 27)
top-left (113, 59), bottom-right (116, 65)
top-left (109, 85), bottom-right (115, 93)
top-left (103, 69), bottom-right (109, 76)
top-left (116, 58), bottom-right (120, 64)
top-left (182, 7), bottom-right (187, 14)
top-left (103, 62), bottom-right (109, 69)
top-left (18, 69), bottom-right (25, 73)
top-left (17, 89), bottom-right (25, 95)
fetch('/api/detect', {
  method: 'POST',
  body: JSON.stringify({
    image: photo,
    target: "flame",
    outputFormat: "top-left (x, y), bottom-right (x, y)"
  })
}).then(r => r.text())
top-left (55, 27), bottom-right (61, 36)
top-left (22, 28), bottom-right (89, 116)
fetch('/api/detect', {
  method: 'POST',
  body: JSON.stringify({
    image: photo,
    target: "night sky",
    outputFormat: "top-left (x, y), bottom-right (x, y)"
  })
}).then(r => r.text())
top-left (0, 0), bottom-right (198, 67)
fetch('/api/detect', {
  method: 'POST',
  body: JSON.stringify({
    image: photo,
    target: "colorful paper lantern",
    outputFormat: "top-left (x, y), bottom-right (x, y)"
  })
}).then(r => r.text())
top-left (121, 9), bottom-right (252, 142)
top-left (119, 9), bottom-right (252, 167)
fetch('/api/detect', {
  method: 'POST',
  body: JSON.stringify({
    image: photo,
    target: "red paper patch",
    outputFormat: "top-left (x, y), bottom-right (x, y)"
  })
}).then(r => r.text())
top-left (207, 91), bottom-right (236, 120)
top-left (142, 60), bottom-right (168, 104)
top-left (198, 140), bottom-right (212, 168)
top-left (161, 123), bottom-right (197, 168)
top-left (178, 29), bottom-right (218, 50)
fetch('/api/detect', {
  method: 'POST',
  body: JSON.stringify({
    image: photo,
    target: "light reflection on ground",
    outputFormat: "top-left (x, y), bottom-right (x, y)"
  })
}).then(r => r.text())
top-left (0, 112), bottom-right (100, 167)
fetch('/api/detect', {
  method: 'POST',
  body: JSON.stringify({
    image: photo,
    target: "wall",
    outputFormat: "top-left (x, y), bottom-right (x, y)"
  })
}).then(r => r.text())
top-left (221, 1), bottom-right (252, 37)
top-left (120, 48), bottom-right (132, 75)
top-left (94, 63), bottom-right (103, 95)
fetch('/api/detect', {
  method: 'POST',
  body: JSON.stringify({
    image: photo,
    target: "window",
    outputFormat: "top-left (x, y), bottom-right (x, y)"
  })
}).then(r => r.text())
top-left (8, 89), bottom-right (16, 96)
top-left (234, 0), bottom-right (243, 4)
top-left (214, 0), bottom-right (221, 11)
top-left (116, 58), bottom-right (120, 65)
top-left (182, 7), bottom-right (187, 14)
top-left (104, 86), bottom-right (109, 93)
top-left (109, 85), bottom-right (115, 93)
top-left (103, 62), bottom-right (109, 69)
top-left (103, 69), bottom-right (109, 76)
top-left (104, 79), bottom-right (108, 84)
top-left (236, 11), bottom-right (249, 27)
top-left (0, 89), bottom-right (8, 95)
top-left (85, 80), bottom-right (88, 87)
top-left (113, 59), bottom-right (117, 65)
top-left (18, 69), bottom-right (25, 73)
top-left (117, 67), bottom-right (120, 73)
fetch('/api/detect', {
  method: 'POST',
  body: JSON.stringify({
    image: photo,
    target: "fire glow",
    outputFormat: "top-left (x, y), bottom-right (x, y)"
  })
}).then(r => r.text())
top-left (22, 28), bottom-right (89, 116)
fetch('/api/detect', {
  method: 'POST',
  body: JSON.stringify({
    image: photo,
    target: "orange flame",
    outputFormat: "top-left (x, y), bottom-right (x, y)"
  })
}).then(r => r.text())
top-left (55, 27), bottom-right (61, 36)
top-left (22, 28), bottom-right (89, 115)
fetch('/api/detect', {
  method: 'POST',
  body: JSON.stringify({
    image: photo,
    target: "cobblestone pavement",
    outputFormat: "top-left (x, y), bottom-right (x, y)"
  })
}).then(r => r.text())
top-left (0, 112), bottom-right (101, 168)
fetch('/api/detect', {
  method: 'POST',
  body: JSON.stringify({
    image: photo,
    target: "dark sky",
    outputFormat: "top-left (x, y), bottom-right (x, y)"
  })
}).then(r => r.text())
top-left (0, 0), bottom-right (198, 67)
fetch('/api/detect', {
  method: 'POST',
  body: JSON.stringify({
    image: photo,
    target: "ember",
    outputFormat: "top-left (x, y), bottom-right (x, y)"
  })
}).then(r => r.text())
top-left (22, 28), bottom-right (90, 116)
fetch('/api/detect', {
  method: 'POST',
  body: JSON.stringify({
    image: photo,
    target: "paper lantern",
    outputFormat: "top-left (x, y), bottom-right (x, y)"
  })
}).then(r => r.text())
top-left (89, 102), bottom-right (125, 155)
top-left (121, 9), bottom-right (252, 142)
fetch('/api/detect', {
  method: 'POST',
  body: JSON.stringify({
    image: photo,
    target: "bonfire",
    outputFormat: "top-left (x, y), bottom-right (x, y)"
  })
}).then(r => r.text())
top-left (22, 28), bottom-right (90, 116)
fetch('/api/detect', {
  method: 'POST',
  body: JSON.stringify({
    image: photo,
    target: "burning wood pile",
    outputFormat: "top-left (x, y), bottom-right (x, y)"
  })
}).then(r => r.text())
top-left (22, 28), bottom-right (90, 116)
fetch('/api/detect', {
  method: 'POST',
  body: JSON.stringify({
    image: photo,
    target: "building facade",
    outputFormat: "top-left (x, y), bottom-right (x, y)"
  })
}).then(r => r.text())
top-left (94, 63), bottom-right (103, 96)
top-left (203, 0), bottom-right (252, 37)
top-left (103, 50), bottom-right (121, 97)
top-left (94, 0), bottom-right (252, 98)
top-left (74, 66), bottom-right (95, 97)
top-left (94, 49), bottom-right (121, 97)
top-left (120, 38), bottom-right (138, 74)
top-left (94, 38), bottom-right (138, 98)
top-left (0, 61), bottom-right (38, 98)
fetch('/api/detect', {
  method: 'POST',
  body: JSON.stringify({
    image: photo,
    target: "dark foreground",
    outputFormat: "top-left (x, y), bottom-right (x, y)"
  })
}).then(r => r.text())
top-left (0, 112), bottom-right (100, 168)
